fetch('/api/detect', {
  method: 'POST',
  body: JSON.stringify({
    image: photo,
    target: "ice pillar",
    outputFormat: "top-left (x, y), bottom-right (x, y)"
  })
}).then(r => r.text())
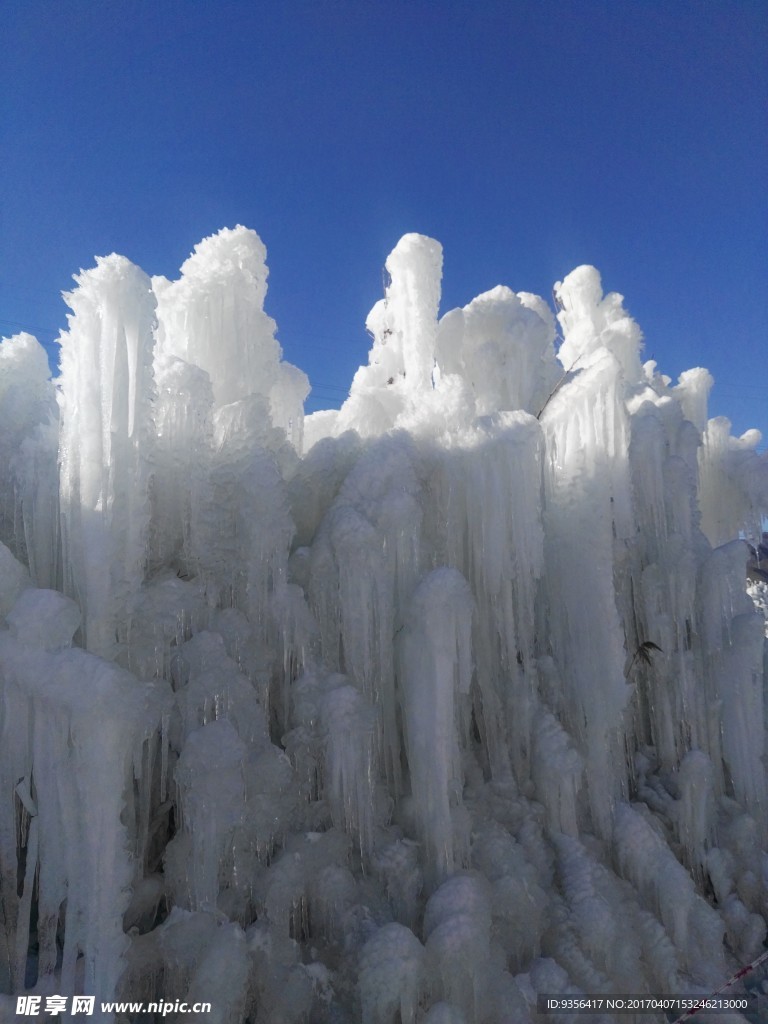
top-left (399, 568), bottom-right (474, 888)
top-left (58, 256), bottom-right (156, 659)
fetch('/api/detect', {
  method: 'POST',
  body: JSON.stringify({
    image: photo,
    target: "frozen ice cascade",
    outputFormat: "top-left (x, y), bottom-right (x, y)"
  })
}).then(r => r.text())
top-left (1, 226), bottom-right (767, 1023)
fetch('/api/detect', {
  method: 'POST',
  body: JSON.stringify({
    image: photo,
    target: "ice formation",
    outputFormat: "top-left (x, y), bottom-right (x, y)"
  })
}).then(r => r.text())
top-left (1, 226), bottom-right (767, 1023)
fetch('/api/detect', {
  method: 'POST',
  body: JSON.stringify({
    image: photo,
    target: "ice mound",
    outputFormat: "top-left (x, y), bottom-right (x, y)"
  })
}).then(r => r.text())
top-left (1, 227), bottom-right (767, 1022)
top-left (5, 588), bottom-right (80, 651)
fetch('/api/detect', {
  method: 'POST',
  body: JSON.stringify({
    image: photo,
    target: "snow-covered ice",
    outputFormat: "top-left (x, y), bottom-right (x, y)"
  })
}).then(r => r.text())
top-left (1, 226), bottom-right (767, 1022)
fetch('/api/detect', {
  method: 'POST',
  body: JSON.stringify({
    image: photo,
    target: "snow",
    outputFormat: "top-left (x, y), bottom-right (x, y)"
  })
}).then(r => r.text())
top-left (1, 226), bottom-right (767, 1022)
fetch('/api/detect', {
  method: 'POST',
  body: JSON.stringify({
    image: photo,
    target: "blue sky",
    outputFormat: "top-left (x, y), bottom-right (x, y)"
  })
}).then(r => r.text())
top-left (2, 0), bottom-right (766, 440)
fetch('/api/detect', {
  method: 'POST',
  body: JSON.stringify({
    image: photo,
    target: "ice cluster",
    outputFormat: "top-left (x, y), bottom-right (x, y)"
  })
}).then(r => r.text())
top-left (1, 226), bottom-right (767, 1023)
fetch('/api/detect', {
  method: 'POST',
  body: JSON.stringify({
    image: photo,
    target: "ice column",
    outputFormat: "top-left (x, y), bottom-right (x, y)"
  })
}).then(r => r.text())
top-left (154, 227), bottom-right (277, 408)
top-left (0, 584), bottom-right (165, 1015)
top-left (320, 682), bottom-right (377, 859)
top-left (200, 429), bottom-right (295, 646)
top-left (698, 538), bottom-right (768, 832)
top-left (718, 612), bottom-right (767, 827)
top-left (173, 719), bottom-right (247, 911)
top-left (423, 874), bottom-right (492, 1024)
top-left (614, 803), bottom-right (725, 982)
top-left (149, 354), bottom-right (214, 576)
top-left (335, 234), bottom-right (443, 436)
top-left (384, 233), bottom-right (443, 393)
top-left (399, 568), bottom-right (474, 888)
top-left (434, 285), bottom-right (559, 418)
top-left (0, 333), bottom-right (58, 586)
top-left (541, 267), bottom-right (637, 838)
top-left (58, 256), bottom-right (156, 659)
top-left (308, 434), bottom-right (424, 795)
top-left (554, 264), bottom-right (644, 384)
top-left (358, 922), bottom-right (426, 1024)
top-left (153, 225), bottom-right (308, 444)
top-left (153, 227), bottom-right (306, 689)
top-left (434, 413), bottom-right (544, 783)
top-left (698, 417), bottom-right (768, 547)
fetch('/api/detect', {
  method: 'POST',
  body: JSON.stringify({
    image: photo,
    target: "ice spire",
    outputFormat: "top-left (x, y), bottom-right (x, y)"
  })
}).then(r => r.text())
top-left (58, 255), bottom-right (156, 659)
top-left (554, 264), bottom-right (644, 384)
top-left (0, 332), bottom-right (58, 587)
top-left (541, 266), bottom-right (636, 837)
top-left (153, 225), bottom-right (309, 447)
top-left (333, 234), bottom-right (443, 437)
top-left (153, 226), bottom-right (278, 408)
top-left (382, 232), bottom-right (443, 393)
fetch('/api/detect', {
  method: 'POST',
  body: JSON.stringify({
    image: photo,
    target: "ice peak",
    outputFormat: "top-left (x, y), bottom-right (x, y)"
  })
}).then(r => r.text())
top-left (179, 225), bottom-right (269, 296)
top-left (555, 263), bottom-right (644, 382)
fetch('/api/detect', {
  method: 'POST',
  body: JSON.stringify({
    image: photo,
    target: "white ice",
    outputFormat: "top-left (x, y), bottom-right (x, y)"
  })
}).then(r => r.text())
top-left (1, 227), bottom-right (767, 1022)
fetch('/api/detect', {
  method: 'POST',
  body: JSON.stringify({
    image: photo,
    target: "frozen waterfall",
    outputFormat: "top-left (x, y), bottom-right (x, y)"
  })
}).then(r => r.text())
top-left (1, 226), bottom-right (767, 1023)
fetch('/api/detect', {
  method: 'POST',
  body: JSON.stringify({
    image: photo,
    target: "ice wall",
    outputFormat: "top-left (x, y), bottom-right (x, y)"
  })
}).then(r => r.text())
top-left (1, 228), bottom-right (767, 1022)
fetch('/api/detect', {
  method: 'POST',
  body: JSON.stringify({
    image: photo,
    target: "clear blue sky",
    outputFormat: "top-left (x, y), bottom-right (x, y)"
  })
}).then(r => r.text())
top-left (2, 0), bottom-right (766, 440)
